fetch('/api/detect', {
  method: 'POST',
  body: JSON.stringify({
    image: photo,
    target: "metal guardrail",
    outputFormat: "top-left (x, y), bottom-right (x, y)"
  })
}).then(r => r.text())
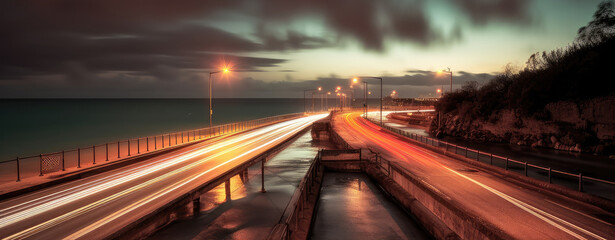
top-left (0, 113), bottom-right (305, 184)
top-left (269, 150), bottom-right (324, 240)
top-left (367, 118), bottom-right (615, 199)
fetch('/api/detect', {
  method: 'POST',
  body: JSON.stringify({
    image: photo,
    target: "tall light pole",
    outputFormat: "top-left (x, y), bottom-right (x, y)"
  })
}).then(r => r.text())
top-left (328, 92), bottom-right (331, 110)
top-left (438, 67), bottom-right (453, 93)
top-left (355, 76), bottom-right (383, 125)
top-left (209, 67), bottom-right (230, 129)
top-left (304, 87), bottom-right (321, 113)
top-left (352, 78), bottom-right (368, 119)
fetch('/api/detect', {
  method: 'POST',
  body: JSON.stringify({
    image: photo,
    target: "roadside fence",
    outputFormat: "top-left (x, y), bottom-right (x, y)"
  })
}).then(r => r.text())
top-left (0, 113), bottom-right (305, 184)
top-left (368, 118), bottom-right (615, 200)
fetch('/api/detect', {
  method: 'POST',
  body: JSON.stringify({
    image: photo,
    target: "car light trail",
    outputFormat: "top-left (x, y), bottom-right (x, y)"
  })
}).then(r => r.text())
top-left (0, 117), bottom-right (304, 227)
top-left (0, 114), bottom-right (326, 239)
top-left (341, 112), bottom-right (607, 240)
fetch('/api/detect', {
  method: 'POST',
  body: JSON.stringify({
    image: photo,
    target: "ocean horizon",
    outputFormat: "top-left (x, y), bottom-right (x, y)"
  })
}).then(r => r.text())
top-left (0, 98), bottom-right (323, 161)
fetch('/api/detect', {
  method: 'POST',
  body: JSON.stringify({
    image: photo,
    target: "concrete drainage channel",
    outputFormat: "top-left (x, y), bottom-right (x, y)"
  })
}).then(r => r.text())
top-left (267, 149), bottom-right (439, 240)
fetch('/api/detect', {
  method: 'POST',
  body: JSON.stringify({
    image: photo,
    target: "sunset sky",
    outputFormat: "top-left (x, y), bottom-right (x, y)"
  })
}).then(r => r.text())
top-left (0, 0), bottom-right (603, 98)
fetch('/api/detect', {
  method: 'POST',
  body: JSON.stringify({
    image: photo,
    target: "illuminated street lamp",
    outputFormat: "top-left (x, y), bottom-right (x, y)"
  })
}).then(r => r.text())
top-left (438, 67), bottom-right (453, 93)
top-left (352, 77), bottom-right (368, 118)
top-left (304, 87), bottom-right (321, 113)
top-left (209, 67), bottom-right (231, 129)
top-left (354, 76), bottom-right (384, 125)
top-left (326, 91), bottom-right (331, 110)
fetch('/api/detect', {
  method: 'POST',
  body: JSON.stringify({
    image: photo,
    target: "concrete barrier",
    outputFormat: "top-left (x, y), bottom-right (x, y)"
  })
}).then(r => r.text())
top-left (316, 148), bottom-right (461, 240)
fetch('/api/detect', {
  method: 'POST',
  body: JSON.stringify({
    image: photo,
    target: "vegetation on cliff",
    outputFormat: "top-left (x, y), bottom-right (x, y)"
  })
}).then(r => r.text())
top-left (434, 1), bottom-right (615, 154)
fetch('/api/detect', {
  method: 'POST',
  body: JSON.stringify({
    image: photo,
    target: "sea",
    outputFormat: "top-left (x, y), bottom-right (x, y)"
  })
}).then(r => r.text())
top-left (0, 98), bottom-right (309, 161)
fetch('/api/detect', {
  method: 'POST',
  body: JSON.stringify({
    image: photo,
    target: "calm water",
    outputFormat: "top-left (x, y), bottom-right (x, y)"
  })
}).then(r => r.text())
top-left (0, 99), bottom-right (305, 161)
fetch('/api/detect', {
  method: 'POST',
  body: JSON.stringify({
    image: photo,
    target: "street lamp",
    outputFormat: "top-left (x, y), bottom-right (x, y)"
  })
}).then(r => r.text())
top-left (354, 76), bottom-right (383, 125)
top-left (304, 87), bottom-right (321, 113)
top-left (352, 77), bottom-right (368, 119)
top-left (326, 91), bottom-right (331, 110)
top-left (438, 67), bottom-right (453, 93)
top-left (209, 67), bottom-right (230, 129)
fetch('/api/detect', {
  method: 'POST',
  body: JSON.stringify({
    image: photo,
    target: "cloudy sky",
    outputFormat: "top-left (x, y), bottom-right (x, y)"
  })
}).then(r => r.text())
top-left (0, 0), bottom-right (602, 98)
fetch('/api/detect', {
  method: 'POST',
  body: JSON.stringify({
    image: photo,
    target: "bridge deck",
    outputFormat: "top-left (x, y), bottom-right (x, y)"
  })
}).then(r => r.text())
top-left (0, 114), bottom-right (327, 239)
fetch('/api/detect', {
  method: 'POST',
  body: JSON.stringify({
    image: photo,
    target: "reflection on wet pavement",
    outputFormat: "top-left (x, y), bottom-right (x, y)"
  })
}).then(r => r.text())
top-left (311, 172), bottom-right (429, 240)
top-left (149, 131), bottom-right (330, 240)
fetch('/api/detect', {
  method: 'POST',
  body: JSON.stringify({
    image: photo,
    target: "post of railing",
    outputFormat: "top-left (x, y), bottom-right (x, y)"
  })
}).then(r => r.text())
top-left (39, 154), bottom-right (43, 176)
top-left (477, 150), bottom-right (480, 161)
top-left (117, 141), bottom-right (120, 158)
top-left (505, 157), bottom-right (508, 170)
top-left (578, 173), bottom-right (583, 192)
top-left (548, 168), bottom-right (551, 183)
top-left (105, 143), bottom-right (109, 161)
top-left (162, 135), bottom-right (165, 148)
top-left (445, 143), bottom-right (448, 152)
top-left (524, 162), bottom-right (528, 176)
top-left (128, 140), bottom-right (131, 156)
top-left (193, 131), bottom-right (196, 140)
top-left (93, 145), bottom-right (96, 164)
top-left (78, 148), bottom-right (81, 168)
top-left (147, 137), bottom-right (149, 152)
top-left (137, 138), bottom-right (140, 154)
top-left (490, 153), bottom-right (493, 165)
top-left (168, 134), bottom-right (171, 146)
top-left (62, 150), bottom-right (66, 170)
top-left (181, 132), bottom-right (184, 143)
top-left (16, 157), bottom-right (20, 182)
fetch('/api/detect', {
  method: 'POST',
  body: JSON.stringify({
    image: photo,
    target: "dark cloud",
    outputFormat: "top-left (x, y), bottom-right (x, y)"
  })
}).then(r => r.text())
top-left (0, 69), bottom-right (497, 98)
top-left (256, 24), bottom-right (331, 51)
top-left (0, 0), bottom-right (521, 98)
top-left (249, 0), bottom-right (456, 50)
top-left (450, 0), bottom-right (533, 26)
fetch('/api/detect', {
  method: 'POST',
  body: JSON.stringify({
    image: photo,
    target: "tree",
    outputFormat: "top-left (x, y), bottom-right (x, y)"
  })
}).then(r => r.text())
top-left (577, 1), bottom-right (615, 44)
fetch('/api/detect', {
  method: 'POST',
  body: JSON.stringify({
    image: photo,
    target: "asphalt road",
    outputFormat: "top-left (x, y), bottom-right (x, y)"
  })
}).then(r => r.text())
top-left (0, 114), bottom-right (327, 239)
top-left (336, 112), bottom-right (614, 240)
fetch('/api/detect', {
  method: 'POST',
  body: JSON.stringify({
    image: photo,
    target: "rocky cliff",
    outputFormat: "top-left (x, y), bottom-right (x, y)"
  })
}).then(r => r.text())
top-left (433, 95), bottom-right (615, 155)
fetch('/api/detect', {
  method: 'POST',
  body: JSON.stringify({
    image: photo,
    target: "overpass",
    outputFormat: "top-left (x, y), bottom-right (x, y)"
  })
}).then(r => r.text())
top-left (0, 113), bottom-right (327, 239)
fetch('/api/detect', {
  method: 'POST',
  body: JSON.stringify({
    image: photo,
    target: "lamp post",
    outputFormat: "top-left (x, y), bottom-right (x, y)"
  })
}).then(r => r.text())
top-left (303, 87), bottom-right (321, 113)
top-left (352, 78), bottom-right (369, 119)
top-left (209, 68), bottom-right (230, 129)
top-left (354, 76), bottom-right (383, 125)
top-left (438, 67), bottom-right (453, 93)
top-left (326, 92), bottom-right (331, 111)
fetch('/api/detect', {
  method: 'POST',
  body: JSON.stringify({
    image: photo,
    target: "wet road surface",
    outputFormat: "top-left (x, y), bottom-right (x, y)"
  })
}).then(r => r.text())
top-left (337, 112), bottom-right (615, 240)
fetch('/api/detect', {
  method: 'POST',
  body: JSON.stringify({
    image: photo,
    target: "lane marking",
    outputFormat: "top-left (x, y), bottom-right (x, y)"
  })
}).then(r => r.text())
top-left (344, 113), bottom-right (607, 240)
top-left (545, 199), bottom-right (613, 226)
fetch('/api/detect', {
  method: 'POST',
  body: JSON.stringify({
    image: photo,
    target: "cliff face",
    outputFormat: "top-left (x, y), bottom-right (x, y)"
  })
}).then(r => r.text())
top-left (434, 95), bottom-right (615, 155)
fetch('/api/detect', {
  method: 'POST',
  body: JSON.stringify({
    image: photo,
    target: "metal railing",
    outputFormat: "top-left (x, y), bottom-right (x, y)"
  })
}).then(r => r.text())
top-left (0, 113), bottom-right (305, 184)
top-left (269, 150), bottom-right (323, 240)
top-left (368, 118), bottom-right (615, 200)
